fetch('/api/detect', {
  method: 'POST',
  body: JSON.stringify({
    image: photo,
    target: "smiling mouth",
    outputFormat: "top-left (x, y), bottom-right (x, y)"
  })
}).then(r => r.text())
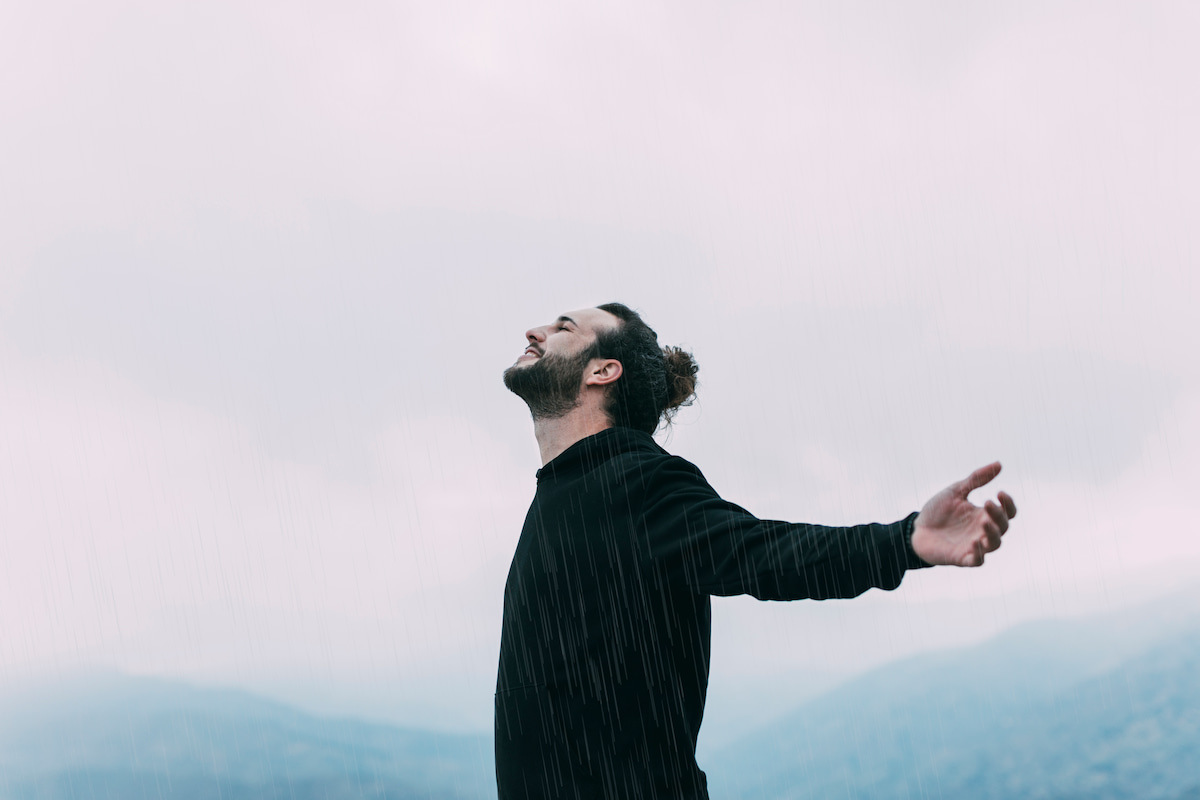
top-left (523, 347), bottom-right (541, 358)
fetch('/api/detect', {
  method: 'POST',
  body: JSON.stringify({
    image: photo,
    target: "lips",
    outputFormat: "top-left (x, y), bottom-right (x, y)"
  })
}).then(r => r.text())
top-left (524, 347), bottom-right (541, 357)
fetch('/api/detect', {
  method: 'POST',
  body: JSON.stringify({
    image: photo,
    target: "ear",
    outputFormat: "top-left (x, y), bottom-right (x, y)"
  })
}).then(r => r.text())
top-left (584, 358), bottom-right (623, 387)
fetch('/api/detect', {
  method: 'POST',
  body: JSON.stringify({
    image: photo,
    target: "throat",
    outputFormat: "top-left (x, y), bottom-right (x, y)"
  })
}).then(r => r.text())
top-left (532, 409), bottom-right (614, 466)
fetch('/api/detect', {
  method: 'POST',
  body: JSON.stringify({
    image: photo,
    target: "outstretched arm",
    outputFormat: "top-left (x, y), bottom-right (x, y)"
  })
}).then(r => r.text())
top-left (911, 461), bottom-right (1018, 567)
top-left (638, 456), bottom-right (929, 601)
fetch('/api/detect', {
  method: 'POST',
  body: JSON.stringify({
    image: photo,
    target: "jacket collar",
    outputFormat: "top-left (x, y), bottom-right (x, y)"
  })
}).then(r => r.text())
top-left (535, 427), bottom-right (660, 483)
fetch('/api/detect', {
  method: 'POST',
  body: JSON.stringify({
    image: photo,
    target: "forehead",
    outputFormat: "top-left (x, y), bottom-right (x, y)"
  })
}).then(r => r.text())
top-left (558, 307), bottom-right (619, 336)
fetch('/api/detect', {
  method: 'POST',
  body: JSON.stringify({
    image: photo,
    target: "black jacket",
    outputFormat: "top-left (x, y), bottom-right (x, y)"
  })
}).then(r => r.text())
top-left (495, 427), bottom-right (927, 799)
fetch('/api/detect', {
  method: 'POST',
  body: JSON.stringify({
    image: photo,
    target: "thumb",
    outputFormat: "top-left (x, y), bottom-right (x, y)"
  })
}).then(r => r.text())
top-left (957, 461), bottom-right (1001, 496)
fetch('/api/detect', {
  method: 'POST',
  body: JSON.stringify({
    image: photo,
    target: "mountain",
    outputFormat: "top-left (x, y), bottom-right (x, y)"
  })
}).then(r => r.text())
top-left (2, 594), bottom-right (1197, 799)
top-left (0, 673), bottom-right (494, 800)
top-left (703, 598), bottom-right (1200, 800)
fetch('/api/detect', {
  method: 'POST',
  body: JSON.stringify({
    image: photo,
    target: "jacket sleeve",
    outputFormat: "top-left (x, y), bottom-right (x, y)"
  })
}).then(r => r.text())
top-left (637, 455), bottom-right (931, 600)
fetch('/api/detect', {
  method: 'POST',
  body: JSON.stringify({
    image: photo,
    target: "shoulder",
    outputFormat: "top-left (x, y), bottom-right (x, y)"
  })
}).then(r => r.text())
top-left (598, 430), bottom-right (714, 493)
top-left (625, 452), bottom-right (712, 500)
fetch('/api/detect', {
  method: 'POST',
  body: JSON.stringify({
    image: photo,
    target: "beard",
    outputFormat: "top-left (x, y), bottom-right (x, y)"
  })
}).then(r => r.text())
top-left (503, 347), bottom-right (594, 420)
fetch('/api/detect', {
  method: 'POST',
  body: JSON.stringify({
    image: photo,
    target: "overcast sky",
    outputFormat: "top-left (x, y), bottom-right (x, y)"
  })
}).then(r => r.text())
top-left (1, 0), bottom-right (1198, 736)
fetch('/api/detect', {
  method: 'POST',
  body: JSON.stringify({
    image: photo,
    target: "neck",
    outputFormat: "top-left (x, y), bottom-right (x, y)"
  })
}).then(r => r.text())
top-left (532, 406), bottom-right (615, 466)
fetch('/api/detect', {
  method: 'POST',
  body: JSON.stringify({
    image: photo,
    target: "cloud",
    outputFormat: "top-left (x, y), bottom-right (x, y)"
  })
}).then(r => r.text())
top-left (0, 344), bottom-right (529, 727)
top-left (1, 0), bottom-right (1197, 733)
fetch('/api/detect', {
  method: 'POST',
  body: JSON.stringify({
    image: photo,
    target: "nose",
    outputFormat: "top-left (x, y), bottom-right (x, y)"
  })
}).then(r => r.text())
top-left (526, 327), bottom-right (547, 344)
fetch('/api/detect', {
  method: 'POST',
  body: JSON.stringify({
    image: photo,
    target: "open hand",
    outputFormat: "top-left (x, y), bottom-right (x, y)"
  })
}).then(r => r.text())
top-left (911, 462), bottom-right (1017, 567)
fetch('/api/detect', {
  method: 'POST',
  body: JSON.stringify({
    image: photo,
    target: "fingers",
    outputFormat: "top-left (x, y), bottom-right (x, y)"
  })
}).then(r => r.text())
top-left (983, 520), bottom-right (1002, 551)
top-left (998, 490), bottom-right (1017, 519)
top-left (969, 539), bottom-right (986, 567)
top-left (967, 523), bottom-right (1002, 567)
top-left (957, 462), bottom-right (1002, 496)
top-left (984, 500), bottom-right (1009, 535)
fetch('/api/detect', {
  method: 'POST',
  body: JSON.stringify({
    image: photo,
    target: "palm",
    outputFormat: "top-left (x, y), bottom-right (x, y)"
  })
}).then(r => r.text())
top-left (911, 462), bottom-right (1017, 567)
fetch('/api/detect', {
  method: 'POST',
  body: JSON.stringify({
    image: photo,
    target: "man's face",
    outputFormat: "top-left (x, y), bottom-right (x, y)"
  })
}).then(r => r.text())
top-left (502, 307), bottom-right (619, 420)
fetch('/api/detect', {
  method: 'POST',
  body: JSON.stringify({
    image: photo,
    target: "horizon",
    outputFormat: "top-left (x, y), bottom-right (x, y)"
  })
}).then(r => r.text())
top-left (5, 575), bottom-right (1198, 741)
top-left (6, 606), bottom-right (1198, 799)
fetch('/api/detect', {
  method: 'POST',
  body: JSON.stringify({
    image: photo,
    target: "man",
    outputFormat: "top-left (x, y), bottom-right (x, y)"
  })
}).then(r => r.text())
top-left (495, 303), bottom-right (1017, 799)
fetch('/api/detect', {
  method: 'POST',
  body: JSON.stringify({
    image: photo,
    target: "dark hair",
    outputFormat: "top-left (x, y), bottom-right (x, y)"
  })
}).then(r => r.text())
top-left (585, 303), bottom-right (699, 434)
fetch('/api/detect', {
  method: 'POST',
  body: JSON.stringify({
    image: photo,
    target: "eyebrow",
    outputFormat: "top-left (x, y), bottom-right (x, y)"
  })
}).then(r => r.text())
top-left (556, 316), bottom-right (577, 328)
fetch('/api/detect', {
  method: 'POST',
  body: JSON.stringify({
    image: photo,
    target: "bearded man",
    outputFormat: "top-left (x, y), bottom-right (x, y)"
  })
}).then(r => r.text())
top-left (495, 302), bottom-right (1017, 800)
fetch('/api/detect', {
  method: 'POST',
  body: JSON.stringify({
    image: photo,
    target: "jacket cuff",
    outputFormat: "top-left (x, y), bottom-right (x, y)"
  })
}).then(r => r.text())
top-left (901, 511), bottom-right (933, 570)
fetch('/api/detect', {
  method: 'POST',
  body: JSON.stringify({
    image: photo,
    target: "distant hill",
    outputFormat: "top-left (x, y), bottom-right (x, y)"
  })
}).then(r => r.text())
top-left (2, 595), bottom-right (1197, 800)
top-left (704, 598), bottom-right (1200, 800)
top-left (0, 673), bottom-right (494, 800)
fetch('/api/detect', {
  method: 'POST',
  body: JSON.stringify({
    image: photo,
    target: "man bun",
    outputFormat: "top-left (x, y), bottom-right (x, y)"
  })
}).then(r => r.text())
top-left (661, 345), bottom-right (698, 419)
top-left (592, 303), bottom-right (700, 434)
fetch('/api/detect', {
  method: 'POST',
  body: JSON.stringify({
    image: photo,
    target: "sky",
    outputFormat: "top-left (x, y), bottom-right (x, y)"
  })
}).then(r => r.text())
top-left (1, 0), bottom-right (1198, 738)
